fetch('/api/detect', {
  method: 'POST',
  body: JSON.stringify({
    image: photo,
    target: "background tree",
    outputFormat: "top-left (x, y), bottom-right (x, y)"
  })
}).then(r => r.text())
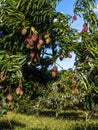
top-left (73, 0), bottom-right (98, 111)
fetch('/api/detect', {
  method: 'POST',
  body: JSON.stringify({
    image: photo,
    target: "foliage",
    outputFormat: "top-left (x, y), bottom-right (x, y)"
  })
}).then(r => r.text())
top-left (0, 0), bottom-right (98, 118)
top-left (73, 31), bottom-right (98, 110)
top-left (74, 0), bottom-right (97, 32)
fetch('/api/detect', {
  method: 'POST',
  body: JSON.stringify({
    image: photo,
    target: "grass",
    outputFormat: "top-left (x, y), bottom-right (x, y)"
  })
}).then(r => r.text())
top-left (0, 110), bottom-right (98, 130)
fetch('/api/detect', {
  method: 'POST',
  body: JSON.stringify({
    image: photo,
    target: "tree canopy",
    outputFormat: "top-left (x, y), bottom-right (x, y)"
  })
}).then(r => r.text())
top-left (0, 0), bottom-right (98, 113)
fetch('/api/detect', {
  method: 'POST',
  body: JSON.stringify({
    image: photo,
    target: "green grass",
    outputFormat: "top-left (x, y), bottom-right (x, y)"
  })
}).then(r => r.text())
top-left (0, 110), bottom-right (98, 130)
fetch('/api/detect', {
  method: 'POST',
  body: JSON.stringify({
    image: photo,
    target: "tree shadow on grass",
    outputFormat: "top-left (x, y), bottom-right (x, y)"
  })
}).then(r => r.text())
top-left (39, 109), bottom-right (98, 121)
top-left (39, 110), bottom-right (85, 120)
top-left (39, 110), bottom-right (56, 117)
top-left (0, 120), bottom-right (26, 130)
top-left (74, 124), bottom-right (98, 130)
top-left (59, 111), bottom-right (85, 120)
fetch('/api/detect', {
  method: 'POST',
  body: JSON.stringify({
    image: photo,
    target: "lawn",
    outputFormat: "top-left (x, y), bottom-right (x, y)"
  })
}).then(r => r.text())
top-left (0, 110), bottom-right (98, 130)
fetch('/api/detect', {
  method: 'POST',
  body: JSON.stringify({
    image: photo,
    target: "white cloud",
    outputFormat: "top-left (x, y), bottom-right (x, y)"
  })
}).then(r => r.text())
top-left (93, 4), bottom-right (98, 13)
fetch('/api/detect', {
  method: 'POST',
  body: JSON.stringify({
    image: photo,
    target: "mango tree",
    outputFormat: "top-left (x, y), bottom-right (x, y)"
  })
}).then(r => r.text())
top-left (0, 0), bottom-right (98, 117)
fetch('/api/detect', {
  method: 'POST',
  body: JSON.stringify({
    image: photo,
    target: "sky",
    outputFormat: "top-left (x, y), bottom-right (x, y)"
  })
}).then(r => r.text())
top-left (55, 0), bottom-right (98, 71)
top-left (55, 0), bottom-right (81, 71)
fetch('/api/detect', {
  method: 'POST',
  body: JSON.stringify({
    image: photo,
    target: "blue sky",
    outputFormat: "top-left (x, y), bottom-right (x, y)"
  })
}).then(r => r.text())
top-left (56, 0), bottom-right (85, 31)
top-left (55, 0), bottom-right (98, 71)
top-left (56, 0), bottom-right (76, 15)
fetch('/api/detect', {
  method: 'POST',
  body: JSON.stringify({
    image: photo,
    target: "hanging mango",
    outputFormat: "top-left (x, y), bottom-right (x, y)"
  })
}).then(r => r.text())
top-left (38, 34), bottom-right (44, 45)
top-left (53, 65), bottom-right (58, 72)
top-left (59, 54), bottom-right (64, 61)
top-left (82, 23), bottom-right (88, 32)
top-left (29, 26), bottom-right (38, 42)
top-left (21, 28), bottom-right (27, 35)
top-left (44, 34), bottom-right (51, 44)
